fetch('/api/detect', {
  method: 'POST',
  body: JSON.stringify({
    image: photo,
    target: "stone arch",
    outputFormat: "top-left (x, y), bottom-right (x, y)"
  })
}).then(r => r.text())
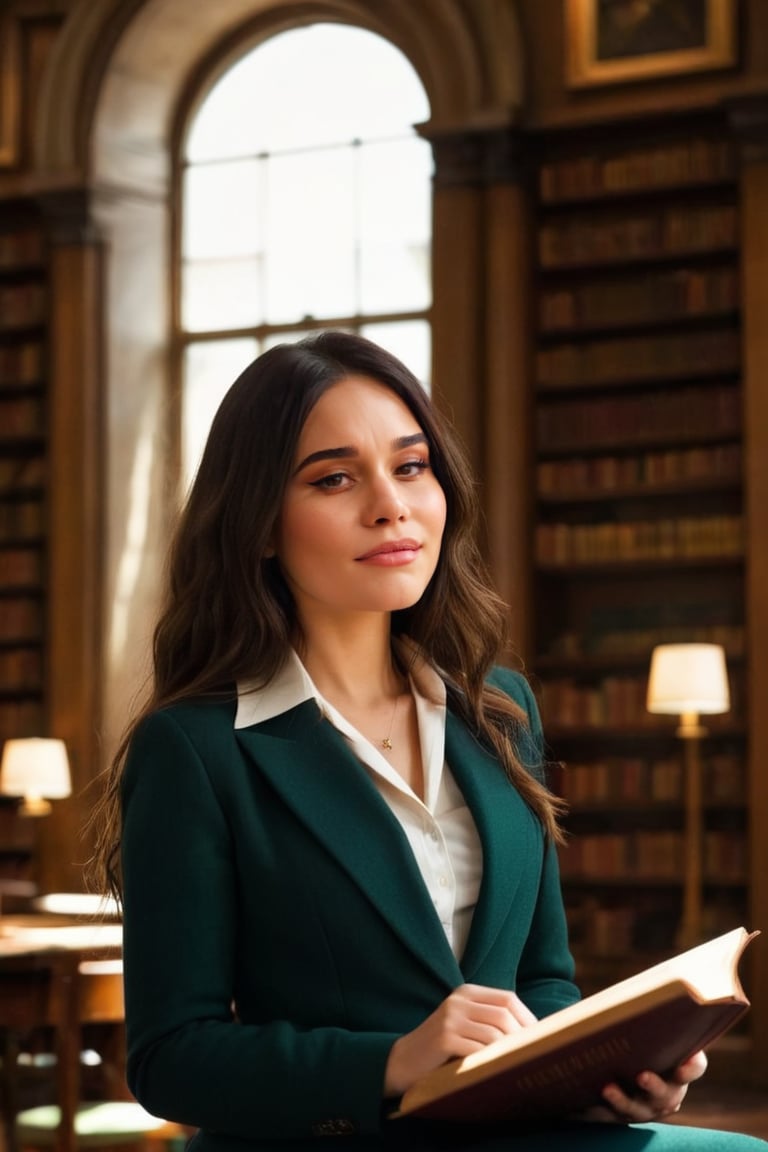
top-left (37, 0), bottom-right (525, 183)
top-left (33, 0), bottom-right (526, 758)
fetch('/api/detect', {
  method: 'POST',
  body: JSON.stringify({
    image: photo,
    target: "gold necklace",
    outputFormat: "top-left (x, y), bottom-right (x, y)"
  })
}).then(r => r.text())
top-left (381, 691), bottom-right (402, 752)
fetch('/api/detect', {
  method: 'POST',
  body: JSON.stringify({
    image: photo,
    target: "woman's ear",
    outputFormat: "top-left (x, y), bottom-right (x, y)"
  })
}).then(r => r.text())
top-left (264, 543), bottom-right (276, 559)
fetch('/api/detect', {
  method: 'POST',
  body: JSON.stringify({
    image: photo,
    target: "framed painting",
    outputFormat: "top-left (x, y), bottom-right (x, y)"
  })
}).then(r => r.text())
top-left (565, 0), bottom-right (738, 89)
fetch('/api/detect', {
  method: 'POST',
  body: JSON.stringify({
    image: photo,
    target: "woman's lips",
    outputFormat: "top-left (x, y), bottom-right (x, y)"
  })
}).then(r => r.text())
top-left (355, 539), bottom-right (421, 564)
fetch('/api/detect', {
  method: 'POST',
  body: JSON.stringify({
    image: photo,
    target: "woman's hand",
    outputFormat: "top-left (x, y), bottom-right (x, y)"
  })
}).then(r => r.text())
top-left (384, 983), bottom-right (537, 1098)
top-left (581, 1050), bottom-right (708, 1125)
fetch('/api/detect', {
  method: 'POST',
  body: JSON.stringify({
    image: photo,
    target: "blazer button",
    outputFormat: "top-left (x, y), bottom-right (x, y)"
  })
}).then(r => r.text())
top-left (312, 1117), bottom-right (357, 1136)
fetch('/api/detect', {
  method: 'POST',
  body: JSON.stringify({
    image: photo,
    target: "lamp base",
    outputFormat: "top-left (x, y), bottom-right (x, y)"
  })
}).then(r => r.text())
top-left (18, 796), bottom-right (52, 817)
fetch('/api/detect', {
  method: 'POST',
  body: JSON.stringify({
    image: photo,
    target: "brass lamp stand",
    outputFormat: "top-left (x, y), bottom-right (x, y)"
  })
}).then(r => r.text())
top-left (647, 644), bottom-right (730, 950)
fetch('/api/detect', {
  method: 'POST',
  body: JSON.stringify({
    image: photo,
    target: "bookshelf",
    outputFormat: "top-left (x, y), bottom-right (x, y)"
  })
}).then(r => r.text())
top-left (531, 121), bottom-right (748, 996)
top-left (0, 200), bottom-right (48, 887)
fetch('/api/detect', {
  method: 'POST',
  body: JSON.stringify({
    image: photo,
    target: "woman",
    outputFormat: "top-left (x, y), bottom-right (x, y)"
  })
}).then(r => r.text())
top-left (89, 331), bottom-right (765, 1151)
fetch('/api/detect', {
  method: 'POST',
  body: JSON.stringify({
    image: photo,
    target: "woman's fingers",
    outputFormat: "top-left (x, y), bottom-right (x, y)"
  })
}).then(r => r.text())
top-left (383, 984), bottom-right (537, 1096)
top-left (444, 985), bottom-right (537, 1040)
top-left (599, 1051), bottom-right (708, 1123)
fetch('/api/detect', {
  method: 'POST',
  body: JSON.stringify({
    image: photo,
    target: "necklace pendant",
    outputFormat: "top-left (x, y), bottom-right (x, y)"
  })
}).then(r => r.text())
top-left (381, 737), bottom-right (393, 751)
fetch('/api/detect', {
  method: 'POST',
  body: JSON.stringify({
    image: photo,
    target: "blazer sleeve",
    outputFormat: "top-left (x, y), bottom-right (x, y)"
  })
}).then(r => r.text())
top-left (488, 666), bottom-right (581, 1019)
top-left (121, 708), bottom-right (398, 1141)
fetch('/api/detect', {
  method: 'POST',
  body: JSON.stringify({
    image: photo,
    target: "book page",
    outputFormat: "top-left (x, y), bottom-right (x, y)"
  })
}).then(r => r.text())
top-left (457, 927), bottom-right (754, 1074)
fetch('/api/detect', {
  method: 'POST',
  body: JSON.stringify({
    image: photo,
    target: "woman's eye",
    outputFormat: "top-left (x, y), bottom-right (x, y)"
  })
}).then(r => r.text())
top-left (397, 458), bottom-right (430, 478)
top-left (309, 472), bottom-right (348, 490)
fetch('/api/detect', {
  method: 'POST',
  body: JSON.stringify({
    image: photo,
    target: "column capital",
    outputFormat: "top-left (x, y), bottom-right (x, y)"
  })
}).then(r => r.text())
top-left (36, 186), bottom-right (102, 245)
top-left (726, 93), bottom-right (768, 165)
top-left (421, 124), bottom-right (531, 189)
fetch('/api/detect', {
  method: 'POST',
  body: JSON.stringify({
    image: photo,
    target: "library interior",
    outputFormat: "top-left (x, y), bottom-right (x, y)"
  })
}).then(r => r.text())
top-left (1, 0), bottom-right (768, 1147)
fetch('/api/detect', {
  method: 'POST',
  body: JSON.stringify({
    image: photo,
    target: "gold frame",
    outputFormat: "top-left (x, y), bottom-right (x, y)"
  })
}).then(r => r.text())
top-left (0, 14), bottom-right (21, 167)
top-left (565, 0), bottom-right (738, 89)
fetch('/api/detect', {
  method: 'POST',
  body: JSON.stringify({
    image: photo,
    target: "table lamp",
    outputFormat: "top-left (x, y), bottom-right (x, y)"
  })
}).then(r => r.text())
top-left (646, 643), bottom-right (730, 949)
top-left (0, 737), bottom-right (72, 816)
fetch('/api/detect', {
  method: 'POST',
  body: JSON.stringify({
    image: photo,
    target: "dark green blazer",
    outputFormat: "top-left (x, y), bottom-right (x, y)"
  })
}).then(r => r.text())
top-left (120, 667), bottom-right (579, 1151)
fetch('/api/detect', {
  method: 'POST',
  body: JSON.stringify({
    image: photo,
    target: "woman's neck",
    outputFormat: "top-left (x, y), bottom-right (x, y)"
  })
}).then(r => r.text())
top-left (297, 614), bottom-right (403, 707)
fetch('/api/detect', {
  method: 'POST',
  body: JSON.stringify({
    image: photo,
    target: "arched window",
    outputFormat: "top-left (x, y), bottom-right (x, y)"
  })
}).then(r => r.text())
top-left (179, 22), bottom-right (432, 488)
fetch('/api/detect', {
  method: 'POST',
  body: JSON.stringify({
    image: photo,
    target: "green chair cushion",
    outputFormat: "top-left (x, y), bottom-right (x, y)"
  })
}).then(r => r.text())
top-left (15, 1101), bottom-right (172, 1147)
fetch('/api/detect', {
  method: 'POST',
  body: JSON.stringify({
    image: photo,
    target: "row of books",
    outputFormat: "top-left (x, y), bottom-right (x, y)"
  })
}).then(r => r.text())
top-left (0, 646), bottom-right (42, 690)
top-left (0, 342), bottom-right (43, 385)
top-left (542, 622), bottom-right (744, 660)
top-left (539, 267), bottom-right (738, 332)
top-left (539, 672), bottom-right (737, 729)
top-left (0, 230), bottom-right (45, 270)
top-left (0, 285), bottom-right (46, 331)
top-left (536, 515), bottom-right (743, 566)
top-left (539, 139), bottom-right (734, 202)
top-left (0, 456), bottom-right (46, 489)
top-left (536, 328), bottom-right (740, 387)
top-left (0, 547), bottom-right (43, 585)
top-left (558, 754), bottom-right (745, 806)
top-left (0, 597), bottom-right (42, 641)
top-left (559, 831), bottom-right (746, 882)
top-left (0, 397), bottom-right (45, 438)
top-left (566, 898), bottom-right (745, 960)
top-left (0, 699), bottom-right (43, 737)
top-left (0, 500), bottom-right (45, 540)
top-left (538, 203), bottom-right (737, 268)
top-left (537, 443), bottom-right (742, 496)
top-left (537, 385), bottom-right (740, 452)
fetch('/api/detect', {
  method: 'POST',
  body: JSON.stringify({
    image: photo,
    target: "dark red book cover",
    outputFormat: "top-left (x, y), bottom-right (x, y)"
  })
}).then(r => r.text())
top-left (395, 928), bottom-right (757, 1126)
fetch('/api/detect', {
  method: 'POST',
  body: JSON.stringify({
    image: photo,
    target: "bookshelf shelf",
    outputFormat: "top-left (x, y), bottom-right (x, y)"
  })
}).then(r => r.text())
top-left (538, 246), bottom-right (739, 278)
top-left (0, 203), bottom-right (48, 878)
top-left (538, 179), bottom-right (736, 210)
top-left (536, 651), bottom-right (745, 675)
top-left (531, 121), bottom-right (747, 977)
top-left (536, 556), bottom-right (744, 577)
top-left (537, 477), bottom-right (743, 505)
top-left (538, 311), bottom-right (740, 344)
top-left (544, 725), bottom-right (746, 742)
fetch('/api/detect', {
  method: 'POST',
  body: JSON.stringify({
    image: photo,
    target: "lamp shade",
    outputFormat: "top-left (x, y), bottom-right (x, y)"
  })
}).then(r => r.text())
top-left (646, 643), bottom-right (730, 716)
top-left (0, 738), bottom-right (71, 816)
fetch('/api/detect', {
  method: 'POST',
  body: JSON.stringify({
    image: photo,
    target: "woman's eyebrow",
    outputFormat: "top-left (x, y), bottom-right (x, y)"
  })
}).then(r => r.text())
top-left (293, 446), bottom-right (356, 475)
top-left (293, 432), bottom-right (428, 476)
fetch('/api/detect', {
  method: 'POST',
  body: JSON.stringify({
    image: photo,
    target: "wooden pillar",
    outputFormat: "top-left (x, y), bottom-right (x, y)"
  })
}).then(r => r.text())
top-left (483, 131), bottom-right (535, 662)
top-left (426, 125), bottom-right (535, 658)
top-left (37, 188), bottom-right (104, 893)
top-left (728, 94), bottom-right (768, 1088)
top-left (427, 131), bottom-right (486, 472)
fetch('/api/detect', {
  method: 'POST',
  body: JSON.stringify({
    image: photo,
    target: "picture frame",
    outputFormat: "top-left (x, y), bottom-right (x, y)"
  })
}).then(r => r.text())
top-left (565, 0), bottom-right (738, 89)
top-left (0, 14), bottom-right (21, 168)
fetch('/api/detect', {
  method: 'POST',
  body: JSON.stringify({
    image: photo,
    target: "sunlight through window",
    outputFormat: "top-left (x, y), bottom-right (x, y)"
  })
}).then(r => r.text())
top-left (179, 23), bottom-right (432, 490)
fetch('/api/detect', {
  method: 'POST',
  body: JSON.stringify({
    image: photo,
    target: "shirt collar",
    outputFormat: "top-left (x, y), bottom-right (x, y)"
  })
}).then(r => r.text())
top-left (235, 636), bottom-right (445, 730)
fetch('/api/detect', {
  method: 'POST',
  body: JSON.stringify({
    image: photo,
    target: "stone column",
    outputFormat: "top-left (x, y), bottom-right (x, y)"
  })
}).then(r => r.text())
top-left (424, 124), bottom-right (535, 658)
top-left (37, 186), bottom-right (104, 892)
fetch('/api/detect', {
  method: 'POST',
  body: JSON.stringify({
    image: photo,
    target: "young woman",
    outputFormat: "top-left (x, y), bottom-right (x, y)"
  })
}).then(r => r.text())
top-left (89, 332), bottom-right (766, 1151)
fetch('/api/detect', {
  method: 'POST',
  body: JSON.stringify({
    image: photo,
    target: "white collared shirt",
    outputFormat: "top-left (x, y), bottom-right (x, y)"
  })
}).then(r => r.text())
top-left (236, 642), bottom-right (483, 959)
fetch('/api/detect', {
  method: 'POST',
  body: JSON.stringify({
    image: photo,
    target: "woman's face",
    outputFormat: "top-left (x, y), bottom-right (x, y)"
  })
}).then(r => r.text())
top-left (273, 375), bottom-right (447, 627)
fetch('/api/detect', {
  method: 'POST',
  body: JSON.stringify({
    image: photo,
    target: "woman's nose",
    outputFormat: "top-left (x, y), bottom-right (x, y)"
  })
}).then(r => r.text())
top-left (366, 475), bottom-right (408, 524)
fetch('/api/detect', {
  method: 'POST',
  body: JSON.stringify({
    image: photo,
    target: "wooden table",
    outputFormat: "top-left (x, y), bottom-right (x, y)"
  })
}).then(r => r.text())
top-left (0, 919), bottom-right (123, 1152)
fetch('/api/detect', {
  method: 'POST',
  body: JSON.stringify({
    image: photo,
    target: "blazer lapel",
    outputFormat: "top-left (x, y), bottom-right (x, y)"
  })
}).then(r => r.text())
top-left (445, 711), bottom-right (538, 979)
top-left (236, 702), bottom-right (462, 990)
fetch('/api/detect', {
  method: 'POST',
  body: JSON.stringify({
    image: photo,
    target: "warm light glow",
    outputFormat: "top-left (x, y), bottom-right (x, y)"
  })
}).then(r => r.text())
top-left (0, 738), bottom-right (71, 817)
top-left (646, 643), bottom-right (730, 718)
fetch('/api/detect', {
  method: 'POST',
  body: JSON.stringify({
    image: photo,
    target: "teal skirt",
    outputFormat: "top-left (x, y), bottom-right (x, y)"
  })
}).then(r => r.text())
top-left (190, 1120), bottom-right (768, 1151)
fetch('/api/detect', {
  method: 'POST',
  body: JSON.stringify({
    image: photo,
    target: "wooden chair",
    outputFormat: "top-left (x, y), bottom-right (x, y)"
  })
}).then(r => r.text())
top-left (5, 957), bottom-right (188, 1152)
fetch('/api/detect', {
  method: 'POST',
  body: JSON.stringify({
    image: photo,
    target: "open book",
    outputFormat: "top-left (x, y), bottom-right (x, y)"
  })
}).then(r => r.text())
top-left (394, 926), bottom-right (759, 1125)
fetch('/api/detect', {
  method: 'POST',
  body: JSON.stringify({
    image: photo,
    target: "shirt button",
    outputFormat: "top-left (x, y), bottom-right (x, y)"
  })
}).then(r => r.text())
top-left (438, 875), bottom-right (449, 887)
top-left (430, 830), bottom-right (439, 842)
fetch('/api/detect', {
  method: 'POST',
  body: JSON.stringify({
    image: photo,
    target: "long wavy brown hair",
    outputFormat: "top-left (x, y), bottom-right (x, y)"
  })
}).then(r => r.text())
top-left (88, 330), bottom-right (564, 901)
